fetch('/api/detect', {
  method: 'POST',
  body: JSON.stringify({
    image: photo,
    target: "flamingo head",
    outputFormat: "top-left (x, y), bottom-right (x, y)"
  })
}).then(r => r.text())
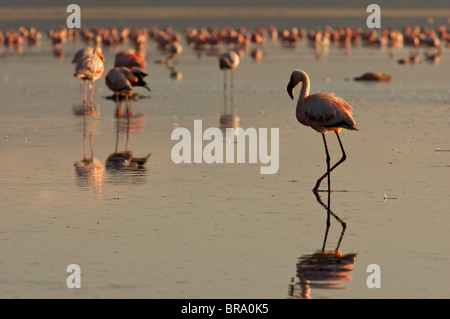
top-left (287, 74), bottom-right (300, 100)
top-left (287, 70), bottom-right (308, 100)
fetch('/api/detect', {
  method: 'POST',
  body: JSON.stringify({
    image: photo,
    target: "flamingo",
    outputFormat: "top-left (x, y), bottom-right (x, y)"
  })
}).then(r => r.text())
top-left (287, 70), bottom-right (358, 193)
top-left (114, 49), bottom-right (146, 69)
top-left (105, 67), bottom-right (150, 118)
top-left (219, 51), bottom-right (240, 113)
top-left (354, 72), bottom-right (391, 81)
top-left (73, 47), bottom-right (104, 116)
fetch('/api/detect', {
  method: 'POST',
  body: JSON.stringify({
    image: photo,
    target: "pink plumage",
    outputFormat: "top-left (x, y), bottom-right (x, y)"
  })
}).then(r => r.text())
top-left (114, 49), bottom-right (146, 69)
top-left (73, 47), bottom-right (104, 81)
top-left (299, 93), bottom-right (357, 133)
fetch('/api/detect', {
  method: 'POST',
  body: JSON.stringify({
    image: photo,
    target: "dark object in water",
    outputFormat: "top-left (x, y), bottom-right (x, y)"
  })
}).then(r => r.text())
top-left (354, 72), bottom-right (391, 81)
top-left (105, 151), bottom-right (151, 170)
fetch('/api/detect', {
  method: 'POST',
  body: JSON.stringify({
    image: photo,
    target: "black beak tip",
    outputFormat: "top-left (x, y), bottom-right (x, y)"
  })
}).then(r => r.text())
top-left (287, 84), bottom-right (294, 100)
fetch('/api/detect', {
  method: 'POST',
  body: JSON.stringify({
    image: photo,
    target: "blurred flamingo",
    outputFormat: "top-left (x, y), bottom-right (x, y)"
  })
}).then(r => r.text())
top-left (105, 67), bottom-right (150, 118)
top-left (72, 47), bottom-right (104, 116)
top-left (219, 51), bottom-right (240, 111)
top-left (114, 49), bottom-right (146, 69)
top-left (287, 70), bottom-right (358, 193)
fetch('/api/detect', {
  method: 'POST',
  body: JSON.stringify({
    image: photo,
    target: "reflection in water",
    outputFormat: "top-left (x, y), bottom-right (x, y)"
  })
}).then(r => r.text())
top-left (73, 110), bottom-right (104, 193)
top-left (219, 52), bottom-right (239, 143)
top-left (289, 191), bottom-right (357, 299)
top-left (219, 89), bottom-right (240, 144)
top-left (105, 114), bottom-right (150, 173)
top-left (165, 55), bottom-right (183, 81)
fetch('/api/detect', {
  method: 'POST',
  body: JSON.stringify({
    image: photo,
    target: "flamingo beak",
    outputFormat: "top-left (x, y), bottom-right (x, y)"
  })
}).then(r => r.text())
top-left (287, 81), bottom-right (294, 100)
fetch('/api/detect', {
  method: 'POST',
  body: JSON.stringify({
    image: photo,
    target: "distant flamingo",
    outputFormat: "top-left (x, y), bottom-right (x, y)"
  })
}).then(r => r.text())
top-left (354, 72), bottom-right (391, 81)
top-left (105, 67), bottom-right (150, 118)
top-left (287, 70), bottom-right (358, 193)
top-left (164, 42), bottom-right (183, 71)
top-left (219, 51), bottom-right (240, 112)
top-left (168, 41), bottom-right (183, 59)
top-left (114, 49), bottom-right (146, 69)
top-left (73, 47), bottom-right (104, 116)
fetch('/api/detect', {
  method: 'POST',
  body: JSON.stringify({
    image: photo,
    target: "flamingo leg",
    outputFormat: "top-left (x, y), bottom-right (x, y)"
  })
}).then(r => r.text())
top-left (82, 80), bottom-right (87, 112)
top-left (82, 110), bottom-right (87, 161)
top-left (125, 113), bottom-right (130, 152)
top-left (314, 133), bottom-right (331, 193)
top-left (313, 132), bottom-right (347, 193)
top-left (89, 80), bottom-right (96, 117)
top-left (115, 92), bottom-right (123, 119)
top-left (79, 80), bottom-right (84, 105)
top-left (89, 118), bottom-right (95, 161)
top-left (223, 70), bottom-right (227, 114)
top-left (115, 115), bottom-right (120, 154)
top-left (125, 94), bottom-right (130, 119)
top-left (230, 69), bottom-right (234, 110)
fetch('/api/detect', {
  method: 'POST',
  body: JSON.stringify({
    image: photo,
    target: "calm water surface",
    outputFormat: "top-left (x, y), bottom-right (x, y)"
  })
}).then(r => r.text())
top-left (0, 21), bottom-right (449, 299)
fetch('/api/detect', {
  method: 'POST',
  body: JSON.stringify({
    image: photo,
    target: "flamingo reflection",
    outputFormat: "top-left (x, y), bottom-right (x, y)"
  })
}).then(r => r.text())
top-left (289, 191), bottom-right (357, 299)
top-left (219, 51), bottom-right (240, 113)
top-left (73, 112), bottom-right (104, 193)
top-left (219, 79), bottom-right (240, 144)
top-left (105, 114), bottom-right (150, 171)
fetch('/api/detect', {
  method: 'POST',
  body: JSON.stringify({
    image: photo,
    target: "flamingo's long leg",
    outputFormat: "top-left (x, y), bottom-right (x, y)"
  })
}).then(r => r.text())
top-left (115, 92), bottom-right (123, 119)
top-left (89, 80), bottom-right (96, 116)
top-left (230, 69), bottom-right (234, 109)
top-left (82, 80), bottom-right (87, 112)
top-left (125, 94), bottom-right (130, 119)
top-left (223, 70), bottom-right (227, 114)
top-left (315, 133), bottom-right (331, 193)
top-left (313, 131), bottom-right (347, 193)
top-left (79, 80), bottom-right (84, 105)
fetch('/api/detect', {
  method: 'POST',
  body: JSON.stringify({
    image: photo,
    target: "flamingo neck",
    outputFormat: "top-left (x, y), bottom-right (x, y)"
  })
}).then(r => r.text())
top-left (298, 71), bottom-right (310, 104)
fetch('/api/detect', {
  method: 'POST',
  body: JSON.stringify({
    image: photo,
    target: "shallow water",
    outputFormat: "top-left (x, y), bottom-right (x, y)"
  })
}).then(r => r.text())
top-left (1, 24), bottom-right (449, 299)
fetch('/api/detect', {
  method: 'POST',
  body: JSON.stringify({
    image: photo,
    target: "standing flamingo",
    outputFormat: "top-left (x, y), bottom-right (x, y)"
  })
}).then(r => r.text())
top-left (219, 51), bottom-right (240, 114)
top-left (73, 47), bottom-right (104, 116)
top-left (287, 70), bottom-right (358, 193)
top-left (114, 49), bottom-right (146, 69)
top-left (105, 67), bottom-right (150, 118)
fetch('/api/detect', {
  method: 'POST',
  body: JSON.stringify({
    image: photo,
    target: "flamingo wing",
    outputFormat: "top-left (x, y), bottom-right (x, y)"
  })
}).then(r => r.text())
top-left (301, 93), bottom-right (357, 132)
top-left (105, 68), bottom-right (132, 92)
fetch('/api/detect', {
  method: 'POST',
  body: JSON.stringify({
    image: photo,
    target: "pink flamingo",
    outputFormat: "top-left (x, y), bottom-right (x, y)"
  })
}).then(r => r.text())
top-left (287, 70), bottom-right (358, 193)
top-left (114, 49), bottom-right (146, 69)
top-left (105, 67), bottom-right (150, 118)
top-left (73, 47), bottom-right (104, 116)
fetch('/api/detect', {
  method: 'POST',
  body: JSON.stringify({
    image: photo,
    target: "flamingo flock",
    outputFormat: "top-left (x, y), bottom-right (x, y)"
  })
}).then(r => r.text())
top-left (1, 23), bottom-right (447, 59)
top-left (54, 22), bottom-right (445, 190)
